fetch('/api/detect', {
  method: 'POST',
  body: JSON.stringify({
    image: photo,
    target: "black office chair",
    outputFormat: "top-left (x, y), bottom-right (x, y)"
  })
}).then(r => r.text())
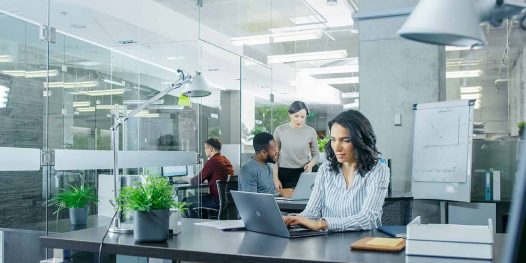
top-left (216, 180), bottom-right (239, 220)
top-left (191, 177), bottom-right (239, 220)
top-left (381, 198), bottom-right (413, 225)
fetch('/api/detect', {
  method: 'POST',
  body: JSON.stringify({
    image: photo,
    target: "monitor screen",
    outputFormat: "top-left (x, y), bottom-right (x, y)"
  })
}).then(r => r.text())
top-left (161, 166), bottom-right (188, 177)
top-left (503, 142), bottom-right (526, 262)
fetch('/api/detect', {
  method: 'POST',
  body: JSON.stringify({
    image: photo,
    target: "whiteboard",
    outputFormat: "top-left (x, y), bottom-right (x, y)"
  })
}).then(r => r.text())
top-left (411, 100), bottom-right (474, 202)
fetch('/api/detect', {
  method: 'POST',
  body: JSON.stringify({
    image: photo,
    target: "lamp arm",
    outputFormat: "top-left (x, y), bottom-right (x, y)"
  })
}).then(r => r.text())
top-left (111, 69), bottom-right (192, 129)
top-left (479, 0), bottom-right (526, 26)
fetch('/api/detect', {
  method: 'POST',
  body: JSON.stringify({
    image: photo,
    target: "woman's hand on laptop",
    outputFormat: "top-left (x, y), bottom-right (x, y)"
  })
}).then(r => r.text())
top-left (283, 215), bottom-right (328, 231)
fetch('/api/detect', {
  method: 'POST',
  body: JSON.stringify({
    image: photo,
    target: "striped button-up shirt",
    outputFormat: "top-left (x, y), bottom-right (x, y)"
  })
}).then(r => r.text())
top-left (300, 161), bottom-right (390, 232)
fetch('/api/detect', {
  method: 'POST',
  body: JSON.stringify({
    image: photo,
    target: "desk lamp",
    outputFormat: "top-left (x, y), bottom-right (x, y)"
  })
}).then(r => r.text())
top-left (398, 0), bottom-right (526, 48)
top-left (109, 70), bottom-right (211, 233)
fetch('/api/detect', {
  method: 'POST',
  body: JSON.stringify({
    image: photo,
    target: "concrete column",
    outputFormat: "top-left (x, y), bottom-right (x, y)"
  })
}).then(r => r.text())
top-left (357, 1), bottom-right (445, 192)
top-left (219, 90), bottom-right (241, 144)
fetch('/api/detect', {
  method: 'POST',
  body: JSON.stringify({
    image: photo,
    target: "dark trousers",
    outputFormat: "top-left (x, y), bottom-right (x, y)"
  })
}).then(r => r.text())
top-left (184, 194), bottom-right (219, 218)
top-left (278, 167), bottom-right (305, 188)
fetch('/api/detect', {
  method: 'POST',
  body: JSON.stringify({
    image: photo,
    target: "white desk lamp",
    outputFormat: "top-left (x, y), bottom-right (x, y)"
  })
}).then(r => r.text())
top-left (398, 0), bottom-right (526, 48)
top-left (108, 70), bottom-right (211, 233)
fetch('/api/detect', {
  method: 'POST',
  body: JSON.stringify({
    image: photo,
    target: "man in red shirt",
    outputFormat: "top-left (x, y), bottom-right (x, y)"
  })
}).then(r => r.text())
top-left (186, 138), bottom-right (234, 217)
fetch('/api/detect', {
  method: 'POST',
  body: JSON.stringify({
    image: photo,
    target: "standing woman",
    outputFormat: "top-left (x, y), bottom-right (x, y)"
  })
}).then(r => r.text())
top-left (273, 101), bottom-right (320, 189)
top-left (283, 110), bottom-right (389, 231)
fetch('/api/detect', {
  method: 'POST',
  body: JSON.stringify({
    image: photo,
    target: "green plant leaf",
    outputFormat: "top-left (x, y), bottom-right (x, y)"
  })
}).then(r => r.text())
top-left (117, 175), bottom-right (185, 214)
top-left (47, 185), bottom-right (98, 215)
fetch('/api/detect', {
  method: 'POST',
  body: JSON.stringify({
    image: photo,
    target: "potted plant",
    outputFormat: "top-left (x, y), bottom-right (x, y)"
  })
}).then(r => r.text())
top-left (517, 121), bottom-right (526, 139)
top-left (49, 185), bottom-right (98, 225)
top-left (117, 176), bottom-right (186, 242)
top-left (317, 136), bottom-right (330, 163)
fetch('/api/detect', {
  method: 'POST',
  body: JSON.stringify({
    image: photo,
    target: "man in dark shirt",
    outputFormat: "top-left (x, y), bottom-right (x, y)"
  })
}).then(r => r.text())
top-left (185, 138), bottom-right (234, 217)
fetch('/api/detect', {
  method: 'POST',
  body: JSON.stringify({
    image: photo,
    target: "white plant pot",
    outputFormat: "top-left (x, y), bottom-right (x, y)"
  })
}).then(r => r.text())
top-left (169, 209), bottom-right (182, 235)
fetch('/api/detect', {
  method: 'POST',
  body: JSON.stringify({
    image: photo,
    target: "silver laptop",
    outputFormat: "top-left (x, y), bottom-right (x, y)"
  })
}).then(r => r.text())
top-left (231, 190), bottom-right (326, 238)
top-left (275, 172), bottom-right (316, 201)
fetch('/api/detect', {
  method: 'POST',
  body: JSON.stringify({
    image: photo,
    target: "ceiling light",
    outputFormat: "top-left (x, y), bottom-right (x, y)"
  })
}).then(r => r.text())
top-left (460, 93), bottom-right (481, 100)
top-left (460, 86), bottom-right (482, 94)
top-left (446, 46), bottom-right (482, 52)
top-left (166, 56), bottom-right (185, 61)
top-left (70, 24), bottom-right (87, 29)
top-left (267, 50), bottom-right (347, 64)
top-left (96, 105), bottom-right (126, 110)
top-left (77, 61), bottom-right (100, 67)
top-left (289, 15), bottom-right (325, 25)
top-left (297, 64), bottom-right (359, 75)
top-left (341, 92), bottom-right (359, 98)
top-left (270, 24), bottom-right (326, 34)
top-left (126, 110), bottom-right (159, 118)
top-left (2, 69), bottom-right (59, 78)
top-left (316, 76), bottom-right (359, 85)
top-left (446, 59), bottom-right (481, 67)
top-left (495, 78), bottom-right (508, 84)
top-left (148, 105), bottom-right (184, 110)
top-left (72, 101), bottom-right (91, 107)
top-left (231, 30), bottom-right (323, 46)
top-left (76, 106), bottom-right (96, 112)
top-left (0, 55), bottom-right (13, 63)
top-left (44, 80), bottom-right (99, 88)
top-left (71, 88), bottom-right (125, 96)
top-left (446, 70), bottom-right (483, 79)
top-left (118, 40), bottom-right (137, 45)
top-left (103, 79), bottom-right (125, 86)
top-left (343, 99), bottom-right (359, 109)
top-left (123, 99), bottom-right (164, 105)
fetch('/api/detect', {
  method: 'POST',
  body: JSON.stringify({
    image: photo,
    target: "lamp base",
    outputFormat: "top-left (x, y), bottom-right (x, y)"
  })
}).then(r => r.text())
top-left (108, 218), bottom-right (133, 234)
top-left (108, 225), bottom-right (133, 234)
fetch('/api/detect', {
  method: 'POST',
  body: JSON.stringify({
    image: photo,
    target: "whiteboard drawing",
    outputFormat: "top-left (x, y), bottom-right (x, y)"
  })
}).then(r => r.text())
top-left (411, 100), bottom-right (474, 202)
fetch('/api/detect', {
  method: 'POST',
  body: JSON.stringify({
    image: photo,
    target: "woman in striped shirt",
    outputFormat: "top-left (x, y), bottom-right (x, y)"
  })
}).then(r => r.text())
top-left (283, 110), bottom-right (390, 232)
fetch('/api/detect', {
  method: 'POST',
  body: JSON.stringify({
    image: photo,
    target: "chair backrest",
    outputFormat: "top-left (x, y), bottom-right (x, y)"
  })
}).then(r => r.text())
top-left (216, 180), bottom-right (239, 220)
top-left (381, 198), bottom-right (413, 225)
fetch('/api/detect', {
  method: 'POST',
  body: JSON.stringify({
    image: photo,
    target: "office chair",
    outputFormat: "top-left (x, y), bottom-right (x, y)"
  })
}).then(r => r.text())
top-left (216, 180), bottom-right (239, 220)
top-left (192, 178), bottom-right (239, 220)
top-left (381, 198), bottom-right (413, 225)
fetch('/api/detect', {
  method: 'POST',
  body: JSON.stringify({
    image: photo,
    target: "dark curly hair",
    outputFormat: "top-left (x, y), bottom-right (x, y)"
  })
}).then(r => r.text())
top-left (325, 110), bottom-right (380, 176)
top-left (205, 137), bottom-right (222, 151)
top-left (253, 132), bottom-right (274, 152)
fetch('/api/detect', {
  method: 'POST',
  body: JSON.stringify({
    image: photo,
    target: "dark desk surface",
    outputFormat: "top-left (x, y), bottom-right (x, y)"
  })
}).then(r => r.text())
top-left (277, 192), bottom-right (413, 212)
top-left (41, 218), bottom-right (506, 263)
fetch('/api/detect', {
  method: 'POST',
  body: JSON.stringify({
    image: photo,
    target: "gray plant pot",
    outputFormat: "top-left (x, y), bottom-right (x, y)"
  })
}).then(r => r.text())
top-left (134, 209), bottom-right (169, 242)
top-left (69, 207), bottom-right (88, 225)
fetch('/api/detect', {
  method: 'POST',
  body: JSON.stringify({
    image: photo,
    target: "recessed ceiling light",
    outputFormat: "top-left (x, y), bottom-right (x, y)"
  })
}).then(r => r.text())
top-left (118, 40), bottom-right (137, 45)
top-left (166, 56), bottom-right (185, 61)
top-left (70, 24), bottom-right (87, 29)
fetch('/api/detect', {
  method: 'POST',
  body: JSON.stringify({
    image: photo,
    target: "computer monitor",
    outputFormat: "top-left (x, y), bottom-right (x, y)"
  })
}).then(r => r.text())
top-left (502, 142), bottom-right (526, 262)
top-left (161, 166), bottom-right (188, 177)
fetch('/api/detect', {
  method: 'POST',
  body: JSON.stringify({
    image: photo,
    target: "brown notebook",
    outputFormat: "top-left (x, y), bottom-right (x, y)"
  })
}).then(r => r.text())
top-left (351, 237), bottom-right (406, 252)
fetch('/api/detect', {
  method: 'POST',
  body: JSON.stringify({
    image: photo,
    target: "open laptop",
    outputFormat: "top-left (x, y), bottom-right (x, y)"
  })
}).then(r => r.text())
top-left (231, 190), bottom-right (327, 238)
top-left (275, 172), bottom-right (316, 201)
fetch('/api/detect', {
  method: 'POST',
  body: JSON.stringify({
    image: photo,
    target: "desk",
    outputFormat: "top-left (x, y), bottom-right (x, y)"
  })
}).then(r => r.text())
top-left (41, 218), bottom-right (506, 263)
top-left (0, 215), bottom-right (111, 262)
top-left (277, 192), bottom-right (413, 213)
top-left (172, 183), bottom-right (208, 201)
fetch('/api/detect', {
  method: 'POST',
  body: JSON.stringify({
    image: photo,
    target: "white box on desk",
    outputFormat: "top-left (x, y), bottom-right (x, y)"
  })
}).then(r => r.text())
top-left (406, 216), bottom-right (494, 260)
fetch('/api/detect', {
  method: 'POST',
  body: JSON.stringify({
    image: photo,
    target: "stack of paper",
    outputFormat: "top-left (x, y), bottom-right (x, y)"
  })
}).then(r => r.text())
top-left (406, 217), bottom-right (493, 260)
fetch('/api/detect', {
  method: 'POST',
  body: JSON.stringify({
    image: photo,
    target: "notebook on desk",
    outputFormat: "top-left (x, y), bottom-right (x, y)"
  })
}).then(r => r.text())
top-left (378, 225), bottom-right (407, 238)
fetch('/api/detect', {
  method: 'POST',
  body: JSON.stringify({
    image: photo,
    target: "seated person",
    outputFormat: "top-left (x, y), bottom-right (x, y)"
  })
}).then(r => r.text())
top-left (185, 138), bottom-right (233, 218)
top-left (283, 110), bottom-right (390, 232)
top-left (239, 132), bottom-right (293, 197)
